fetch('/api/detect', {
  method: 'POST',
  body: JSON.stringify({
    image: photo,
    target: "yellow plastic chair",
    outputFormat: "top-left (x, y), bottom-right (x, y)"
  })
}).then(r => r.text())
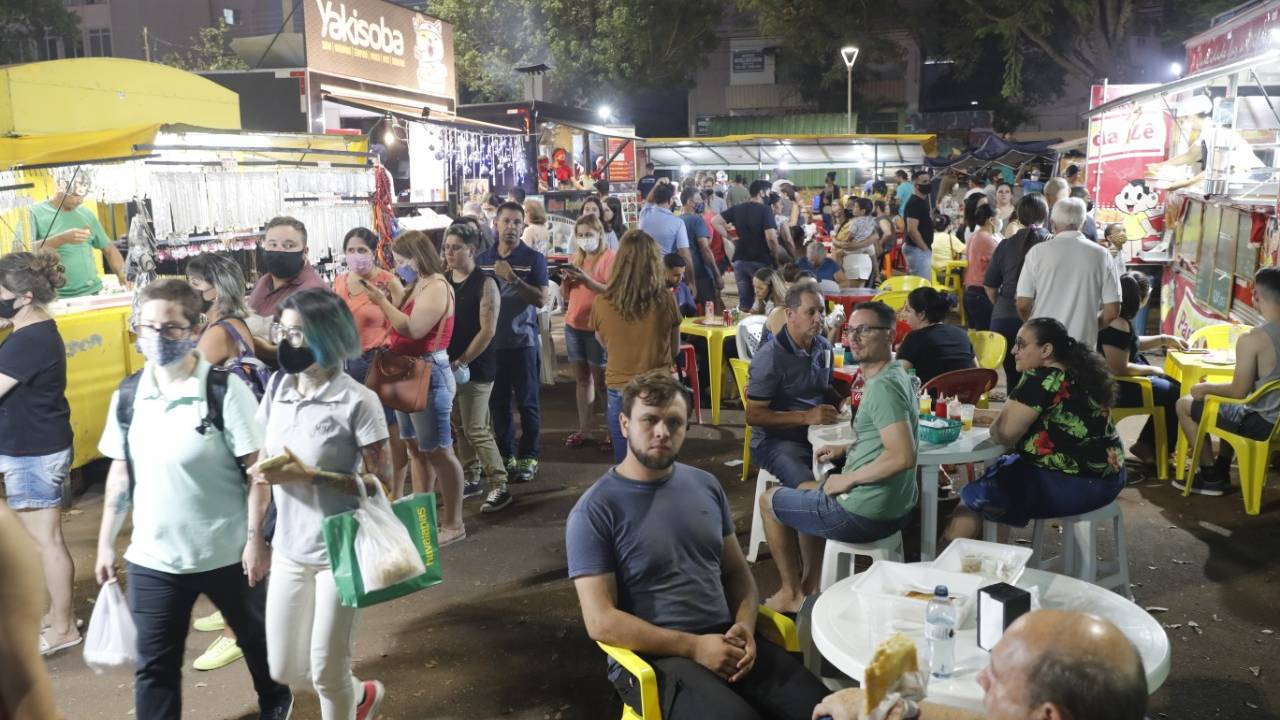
top-left (966, 330), bottom-right (1007, 408)
top-left (872, 289), bottom-right (911, 311)
top-left (1185, 378), bottom-right (1280, 515)
top-left (598, 606), bottom-right (799, 720)
top-left (879, 274), bottom-right (934, 292)
top-left (730, 358), bottom-right (753, 482)
top-left (1188, 323), bottom-right (1249, 349)
top-left (1111, 377), bottom-right (1170, 480)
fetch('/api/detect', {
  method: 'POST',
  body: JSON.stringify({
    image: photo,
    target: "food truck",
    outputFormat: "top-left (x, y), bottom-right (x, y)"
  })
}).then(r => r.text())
top-left (1084, 1), bottom-right (1280, 335)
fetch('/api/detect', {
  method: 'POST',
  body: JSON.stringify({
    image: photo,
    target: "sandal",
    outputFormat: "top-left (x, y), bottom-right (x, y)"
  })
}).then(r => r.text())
top-left (40, 632), bottom-right (83, 657)
top-left (439, 527), bottom-right (467, 547)
top-left (565, 432), bottom-right (588, 448)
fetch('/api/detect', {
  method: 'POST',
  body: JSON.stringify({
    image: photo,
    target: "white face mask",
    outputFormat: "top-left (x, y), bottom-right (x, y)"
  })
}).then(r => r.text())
top-left (577, 234), bottom-right (601, 253)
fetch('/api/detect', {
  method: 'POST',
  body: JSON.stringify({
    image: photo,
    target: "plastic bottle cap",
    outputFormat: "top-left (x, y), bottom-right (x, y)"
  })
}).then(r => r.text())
top-left (934, 585), bottom-right (948, 597)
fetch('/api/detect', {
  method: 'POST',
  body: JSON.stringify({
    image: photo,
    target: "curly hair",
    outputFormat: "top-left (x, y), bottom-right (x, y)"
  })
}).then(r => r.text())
top-left (602, 229), bottom-right (668, 322)
top-left (0, 251), bottom-right (66, 304)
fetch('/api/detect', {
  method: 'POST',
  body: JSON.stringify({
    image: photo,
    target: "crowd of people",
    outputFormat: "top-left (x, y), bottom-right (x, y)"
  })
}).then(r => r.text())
top-left (7, 158), bottom-right (1261, 719)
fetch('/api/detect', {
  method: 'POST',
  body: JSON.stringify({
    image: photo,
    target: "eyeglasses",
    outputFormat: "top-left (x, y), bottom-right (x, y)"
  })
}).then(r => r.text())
top-left (269, 323), bottom-right (306, 348)
top-left (848, 324), bottom-right (890, 338)
top-left (131, 321), bottom-right (194, 340)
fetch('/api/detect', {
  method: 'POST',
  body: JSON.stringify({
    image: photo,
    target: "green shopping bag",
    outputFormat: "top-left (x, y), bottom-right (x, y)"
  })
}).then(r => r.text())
top-left (324, 488), bottom-right (444, 608)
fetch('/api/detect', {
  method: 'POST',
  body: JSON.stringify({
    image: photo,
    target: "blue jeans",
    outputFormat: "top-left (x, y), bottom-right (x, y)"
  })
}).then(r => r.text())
top-left (903, 243), bottom-right (932, 279)
top-left (752, 437), bottom-right (814, 489)
top-left (0, 447), bottom-right (72, 510)
top-left (491, 345), bottom-right (541, 459)
top-left (734, 260), bottom-right (769, 311)
top-left (961, 454), bottom-right (1126, 527)
top-left (1115, 375), bottom-right (1181, 450)
top-left (396, 350), bottom-right (456, 451)
top-left (769, 487), bottom-right (912, 543)
top-left (606, 388), bottom-right (626, 464)
top-left (989, 315), bottom-right (1022, 391)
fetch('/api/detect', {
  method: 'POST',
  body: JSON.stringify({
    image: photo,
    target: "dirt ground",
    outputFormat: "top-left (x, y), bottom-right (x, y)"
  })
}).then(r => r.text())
top-left (33, 336), bottom-right (1280, 720)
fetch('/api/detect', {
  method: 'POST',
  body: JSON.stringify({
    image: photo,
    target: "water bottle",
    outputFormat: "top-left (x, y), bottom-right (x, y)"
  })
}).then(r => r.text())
top-left (926, 585), bottom-right (957, 679)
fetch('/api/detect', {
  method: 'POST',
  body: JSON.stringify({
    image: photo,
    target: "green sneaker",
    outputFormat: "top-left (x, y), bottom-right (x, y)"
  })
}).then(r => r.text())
top-left (192, 611), bottom-right (224, 633)
top-left (504, 456), bottom-right (517, 475)
top-left (193, 635), bottom-right (243, 671)
top-left (513, 458), bottom-right (539, 483)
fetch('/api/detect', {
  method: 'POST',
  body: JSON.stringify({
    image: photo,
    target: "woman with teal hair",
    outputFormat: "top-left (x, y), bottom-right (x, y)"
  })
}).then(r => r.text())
top-left (247, 288), bottom-right (394, 719)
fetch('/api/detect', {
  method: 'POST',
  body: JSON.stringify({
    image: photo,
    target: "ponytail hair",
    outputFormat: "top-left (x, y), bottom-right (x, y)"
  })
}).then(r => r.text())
top-left (906, 286), bottom-right (955, 324)
top-left (1024, 317), bottom-right (1116, 407)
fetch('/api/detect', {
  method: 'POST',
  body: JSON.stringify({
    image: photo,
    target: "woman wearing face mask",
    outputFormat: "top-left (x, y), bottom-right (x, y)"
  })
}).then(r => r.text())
top-left (363, 230), bottom-right (466, 546)
top-left (0, 252), bottom-right (80, 657)
top-left (561, 215), bottom-right (615, 449)
top-left (250, 289), bottom-right (392, 720)
top-left (187, 253), bottom-right (254, 367)
top-left (581, 196), bottom-right (617, 251)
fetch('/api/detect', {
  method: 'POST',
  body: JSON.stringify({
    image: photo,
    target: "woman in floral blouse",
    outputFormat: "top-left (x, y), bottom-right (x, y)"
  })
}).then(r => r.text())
top-left (943, 317), bottom-right (1125, 542)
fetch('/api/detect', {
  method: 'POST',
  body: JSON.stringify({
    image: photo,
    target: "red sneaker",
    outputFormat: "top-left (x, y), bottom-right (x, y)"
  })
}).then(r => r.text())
top-left (355, 680), bottom-right (385, 720)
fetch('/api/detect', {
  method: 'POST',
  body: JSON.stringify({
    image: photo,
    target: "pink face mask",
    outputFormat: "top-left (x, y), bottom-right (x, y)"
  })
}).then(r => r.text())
top-left (346, 252), bottom-right (374, 275)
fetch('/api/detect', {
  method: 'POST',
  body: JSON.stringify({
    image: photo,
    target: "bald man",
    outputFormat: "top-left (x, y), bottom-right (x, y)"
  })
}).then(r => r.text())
top-left (811, 610), bottom-right (1147, 720)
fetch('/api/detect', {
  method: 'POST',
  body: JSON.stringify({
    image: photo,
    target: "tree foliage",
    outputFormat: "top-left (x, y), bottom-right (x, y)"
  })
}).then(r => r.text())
top-left (0, 0), bottom-right (80, 65)
top-left (432, 0), bottom-right (723, 106)
top-left (160, 20), bottom-right (248, 72)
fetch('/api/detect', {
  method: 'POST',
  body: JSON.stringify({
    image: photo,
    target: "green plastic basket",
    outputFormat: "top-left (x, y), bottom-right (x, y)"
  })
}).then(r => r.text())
top-left (919, 414), bottom-right (962, 445)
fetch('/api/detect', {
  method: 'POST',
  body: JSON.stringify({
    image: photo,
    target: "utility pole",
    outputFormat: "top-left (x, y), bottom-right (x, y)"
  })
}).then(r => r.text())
top-left (142, 26), bottom-right (151, 61)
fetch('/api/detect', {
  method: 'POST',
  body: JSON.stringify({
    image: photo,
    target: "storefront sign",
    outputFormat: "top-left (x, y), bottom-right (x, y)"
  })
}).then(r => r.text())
top-left (606, 138), bottom-right (636, 184)
top-left (1085, 84), bottom-right (1170, 245)
top-left (304, 0), bottom-right (455, 103)
top-left (1185, 5), bottom-right (1280, 75)
top-left (732, 50), bottom-right (766, 73)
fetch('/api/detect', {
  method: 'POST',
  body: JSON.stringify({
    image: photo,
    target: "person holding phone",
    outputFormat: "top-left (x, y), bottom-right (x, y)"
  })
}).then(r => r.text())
top-left (561, 216), bottom-right (616, 450)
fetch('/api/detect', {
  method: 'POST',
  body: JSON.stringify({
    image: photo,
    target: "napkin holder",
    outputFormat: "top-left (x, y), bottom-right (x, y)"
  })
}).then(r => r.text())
top-left (977, 582), bottom-right (1030, 651)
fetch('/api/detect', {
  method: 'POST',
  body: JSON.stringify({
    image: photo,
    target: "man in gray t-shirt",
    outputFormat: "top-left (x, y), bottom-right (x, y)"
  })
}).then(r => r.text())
top-left (566, 370), bottom-right (825, 720)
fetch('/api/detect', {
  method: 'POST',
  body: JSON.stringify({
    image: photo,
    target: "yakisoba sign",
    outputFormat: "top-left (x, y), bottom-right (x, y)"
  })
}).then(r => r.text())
top-left (303, 0), bottom-right (455, 101)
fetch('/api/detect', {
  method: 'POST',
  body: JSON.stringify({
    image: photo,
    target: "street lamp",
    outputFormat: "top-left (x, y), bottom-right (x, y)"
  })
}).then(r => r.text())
top-left (597, 104), bottom-right (612, 121)
top-left (841, 46), bottom-right (859, 189)
top-left (1169, 62), bottom-right (1183, 78)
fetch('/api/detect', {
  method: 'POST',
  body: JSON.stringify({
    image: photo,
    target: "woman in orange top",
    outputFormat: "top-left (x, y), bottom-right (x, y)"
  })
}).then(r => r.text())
top-left (560, 215), bottom-right (615, 449)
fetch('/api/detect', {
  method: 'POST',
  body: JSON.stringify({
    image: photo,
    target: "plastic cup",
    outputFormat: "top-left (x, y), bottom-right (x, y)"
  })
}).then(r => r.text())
top-left (960, 403), bottom-right (975, 432)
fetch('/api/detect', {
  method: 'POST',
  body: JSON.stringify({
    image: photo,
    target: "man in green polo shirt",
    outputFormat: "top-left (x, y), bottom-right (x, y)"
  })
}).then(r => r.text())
top-left (29, 179), bottom-right (128, 297)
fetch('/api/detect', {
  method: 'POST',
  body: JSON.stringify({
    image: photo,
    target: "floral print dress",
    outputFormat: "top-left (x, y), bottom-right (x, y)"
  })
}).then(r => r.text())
top-left (1009, 366), bottom-right (1125, 478)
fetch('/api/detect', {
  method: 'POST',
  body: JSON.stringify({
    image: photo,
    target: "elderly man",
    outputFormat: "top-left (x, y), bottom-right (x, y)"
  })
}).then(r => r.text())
top-left (1042, 177), bottom-right (1070, 213)
top-left (812, 610), bottom-right (1147, 720)
top-left (760, 300), bottom-right (918, 614)
top-left (29, 176), bottom-right (128, 297)
top-left (1015, 197), bottom-right (1121, 345)
top-left (746, 284), bottom-right (841, 490)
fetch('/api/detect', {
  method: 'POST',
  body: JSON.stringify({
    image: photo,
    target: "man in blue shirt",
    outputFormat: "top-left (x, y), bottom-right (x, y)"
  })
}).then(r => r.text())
top-left (639, 182), bottom-right (694, 283)
top-left (567, 370), bottom-right (827, 720)
top-left (795, 242), bottom-right (840, 283)
top-left (679, 187), bottom-right (721, 308)
top-left (746, 284), bottom-right (842, 488)
top-left (893, 169), bottom-right (913, 215)
top-left (476, 202), bottom-right (549, 482)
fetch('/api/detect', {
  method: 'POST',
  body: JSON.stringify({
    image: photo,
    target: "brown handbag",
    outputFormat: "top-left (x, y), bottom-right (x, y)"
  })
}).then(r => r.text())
top-left (364, 349), bottom-right (430, 413)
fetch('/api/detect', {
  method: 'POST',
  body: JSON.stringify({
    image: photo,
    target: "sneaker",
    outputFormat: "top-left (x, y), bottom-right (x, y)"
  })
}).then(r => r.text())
top-left (504, 456), bottom-right (518, 475)
top-left (193, 635), bottom-right (244, 671)
top-left (355, 680), bottom-right (385, 720)
top-left (462, 479), bottom-right (484, 499)
top-left (481, 488), bottom-right (513, 513)
top-left (259, 692), bottom-right (293, 720)
top-left (192, 611), bottom-right (225, 632)
top-left (512, 458), bottom-right (539, 483)
top-left (1172, 470), bottom-right (1231, 497)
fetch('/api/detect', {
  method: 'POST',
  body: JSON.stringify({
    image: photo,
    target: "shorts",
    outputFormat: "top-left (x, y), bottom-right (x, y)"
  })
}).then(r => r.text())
top-left (768, 486), bottom-right (912, 543)
top-left (344, 351), bottom-right (397, 425)
top-left (0, 447), bottom-right (73, 510)
top-left (564, 326), bottom-right (607, 367)
top-left (395, 350), bottom-right (456, 451)
top-left (1190, 399), bottom-right (1274, 440)
top-left (960, 453), bottom-right (1125, 528)
top-left (842, 253), bottom-right (873, 281)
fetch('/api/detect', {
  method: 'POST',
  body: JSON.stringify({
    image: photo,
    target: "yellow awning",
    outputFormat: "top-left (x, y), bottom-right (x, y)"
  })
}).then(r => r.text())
top-left (0, 124), bottom-right (161, 170)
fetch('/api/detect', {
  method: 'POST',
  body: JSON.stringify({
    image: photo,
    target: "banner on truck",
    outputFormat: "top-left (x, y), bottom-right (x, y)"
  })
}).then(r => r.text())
top-left (1086, 84), bottom-right (1172, 247)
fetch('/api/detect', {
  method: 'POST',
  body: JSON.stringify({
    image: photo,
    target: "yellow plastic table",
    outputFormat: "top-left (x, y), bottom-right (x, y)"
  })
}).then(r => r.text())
top-left (1164, 350), bottom-right (1237, 480)
top-left (679, 317), bottom-right (739, 424)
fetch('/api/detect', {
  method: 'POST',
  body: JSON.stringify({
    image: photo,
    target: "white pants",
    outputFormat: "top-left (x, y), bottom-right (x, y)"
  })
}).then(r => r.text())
top-left (266, 553), bottom-right (362, 720)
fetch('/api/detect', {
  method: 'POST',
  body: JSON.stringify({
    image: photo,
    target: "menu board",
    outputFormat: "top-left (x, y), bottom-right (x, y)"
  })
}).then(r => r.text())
top-left (1209, 206), bottom-right (1238, 315)
top-left (1236, 211), bottom-right (1258, 280)
top-left (1180, 200), bottom-right (1203, 263)
top-left (1195, 203), bottom-right (1221, 302)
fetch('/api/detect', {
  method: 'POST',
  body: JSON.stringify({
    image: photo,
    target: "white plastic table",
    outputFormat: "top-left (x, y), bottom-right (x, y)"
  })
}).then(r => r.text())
top-left (807, 425), bottom-right (1007, 561)
top-left (811, 564), bottom-right (1172, 712)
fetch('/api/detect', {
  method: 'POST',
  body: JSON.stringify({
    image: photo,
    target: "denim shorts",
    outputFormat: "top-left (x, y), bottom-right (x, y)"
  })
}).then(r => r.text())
top-left (961, 453), bottom-right (1125, 527)
top-left (344, 351), bottom-right (397, 426)
top-left (395, 350), bottom-right (456, 451)
top-left (1, 447), bottom-right (73, 510)
top-left (769, 486), bottom-right (912, 543)
top-left (564, 325), bottom-right (607, 367)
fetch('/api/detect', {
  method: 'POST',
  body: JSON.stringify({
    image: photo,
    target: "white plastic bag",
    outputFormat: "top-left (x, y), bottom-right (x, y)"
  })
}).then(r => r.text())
top-left (353, 478), bottom-right (427, 592)
top-left (83, 580), bottom-right (137, 674)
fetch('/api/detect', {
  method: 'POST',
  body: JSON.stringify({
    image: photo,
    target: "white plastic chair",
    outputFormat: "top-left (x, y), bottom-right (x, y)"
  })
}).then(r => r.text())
top-left (735, 315), bottom-right (768, 360)
top-left (818, 532), bottom-right (905, 591)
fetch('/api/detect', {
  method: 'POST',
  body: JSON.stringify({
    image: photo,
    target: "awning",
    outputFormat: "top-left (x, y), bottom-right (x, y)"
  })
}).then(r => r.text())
top-left (322, 92), bottom-right (523, 134)
top-left (642, 133), bottom-right (937, 171)
top-left (543, 118), bottom-right (640, 142)
top-left (0, 124), bottom-right (161, 170)
top-left (925, 134), bottom-right (1063, 170)
top-left (1085, 48), bottom-right (1280, 118)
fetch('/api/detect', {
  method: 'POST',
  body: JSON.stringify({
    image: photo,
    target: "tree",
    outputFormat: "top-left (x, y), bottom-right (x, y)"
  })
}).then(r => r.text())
top-left (0, 0), bottom-right (80, 65)
top-left (159, 20), bottom-right (247, 72)
top-left (432, 0), bottom-right (723, 106)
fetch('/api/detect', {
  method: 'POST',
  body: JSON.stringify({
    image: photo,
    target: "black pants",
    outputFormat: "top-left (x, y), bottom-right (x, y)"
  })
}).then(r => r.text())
top-left (614, 632), bottom-right (827, 720)
top-left (963, 285), bottom-right (993, 331)
top-left (990, 315), bottom-right (1022, 391)
top-left (128, 561), bottom-right (288, 718)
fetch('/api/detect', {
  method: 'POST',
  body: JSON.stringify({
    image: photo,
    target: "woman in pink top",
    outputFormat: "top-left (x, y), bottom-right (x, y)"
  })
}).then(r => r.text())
top-left (560, 215), bottom-right (615, 448)
top-left (364, 230), bottom-right (466, 546)
top-left (963, 203), bottom-right (999, 331)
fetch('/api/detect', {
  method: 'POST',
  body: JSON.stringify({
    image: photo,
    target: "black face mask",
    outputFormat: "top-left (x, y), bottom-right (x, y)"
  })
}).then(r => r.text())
top-left (264, 250), bottom-right (305, 279)
top-left (0, 297), bottom-right (20, 319)
top-left (199, 294), bottom-right (214, 313)
top-left (277, 341), bottom-right (316, 374)
top-left (916, 183), bottom-right (931, 193)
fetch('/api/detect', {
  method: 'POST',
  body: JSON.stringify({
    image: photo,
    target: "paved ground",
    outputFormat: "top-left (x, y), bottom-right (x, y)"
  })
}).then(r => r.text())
top-left (34, 340), bottom-right (1280, 719)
